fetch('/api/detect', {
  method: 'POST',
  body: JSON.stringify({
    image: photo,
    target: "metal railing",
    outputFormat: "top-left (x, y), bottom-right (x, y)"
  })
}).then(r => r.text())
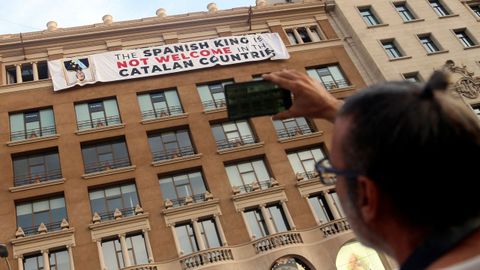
top-left (180, 247), bottom-right (234, 270)
top-left (141, 106), bottom-right (183, 120)
top-left (319, 218), bottom-right (351, 238)
top-left (215, 135), bottom-right (256, 150)
top-left (276, 124), bottom-right (314, 139)
top-left (14, 169), bottom-right (62, 187)
top-left (22, 220), bottom-right (64, 236)
top-left (152, 146), bottom-right (195, 162)
top-left (77, 115), bottom-right (121, 130)
top-left (84, 156), bottom-right (131, 174)
top-left (10, 125), bottom-right (56, 141)
top-left (322, 79), bottom-right (350, 91)
top-left (236, 180), bottom-right (273, 194)
top-left (96, 207), bottom-right (136, 221)
top-left (202, 99), bottom-right (226, 110)
top-left (252, 231), bottom-right (303, 254)
top-left (170, 194), bottom-right (206, 208)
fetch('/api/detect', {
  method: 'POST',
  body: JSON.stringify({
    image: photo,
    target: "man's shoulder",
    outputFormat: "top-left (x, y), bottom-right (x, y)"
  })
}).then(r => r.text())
top-left (443, 255), bottom-right (480, 270)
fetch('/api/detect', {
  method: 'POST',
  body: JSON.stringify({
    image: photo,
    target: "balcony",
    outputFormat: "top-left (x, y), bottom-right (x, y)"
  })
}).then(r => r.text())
top-left (202, 99), bottom-right (226, 111)
top-left (215, 135), bottom-right (256, 150)
top-left (252, 231), bottom-right (303, 254)
top-left (84, 157), bottom-right (131, 174)
top-left (77, 115), bottom-right (121, 130)
top-left (295, 171), bottom-right (319, 181)
top-left (94, 207), bottom-right (137, 222)
top-left (10, 125), bottom-right (56, 141)
top-left (180, 248), bottom-right (234, 270)
top-left (14, 169), bottom-right (62, 187)
top-left (323, 79), bottom-right (350, 91)
top-left (319, 218), bottom-right (351, 238)
top-left (232, 178), bottom-right (279, 195)
top-left (164, 193), bottom-right (213, 209)
top-left (17, 219), bottom-right (69, 237)
top-left (141, 106), bottom-right (183, 120)
top-left (276, 124), bottom-right (314, 140)
top-left (152, 146), bottom-right (195, 162)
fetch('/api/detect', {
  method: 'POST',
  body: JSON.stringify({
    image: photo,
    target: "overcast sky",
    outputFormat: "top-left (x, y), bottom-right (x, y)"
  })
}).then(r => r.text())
top-left (0, 0), bottom-right (256, 35)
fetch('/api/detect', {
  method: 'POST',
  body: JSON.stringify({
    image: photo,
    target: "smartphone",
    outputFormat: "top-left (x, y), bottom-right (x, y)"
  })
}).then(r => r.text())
top-left (224, 80), bottom-right (292, 120)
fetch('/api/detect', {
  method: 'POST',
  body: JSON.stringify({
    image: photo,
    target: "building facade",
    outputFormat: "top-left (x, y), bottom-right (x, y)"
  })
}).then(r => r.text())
top-left (325, 0), bottom-right (480, 116)
top-left (0, 1), bottom-right (397, 270)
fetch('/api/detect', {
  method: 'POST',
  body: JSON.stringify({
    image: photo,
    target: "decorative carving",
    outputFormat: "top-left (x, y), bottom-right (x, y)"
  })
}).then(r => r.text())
top-left (134, 204), bottom-right (144, 215)
top-left (15, 227), bottom-right (25, 238)
top-left (443, 60), bottom-right (480, 99)
top-left (232, 186), bottom-right (241, 195)
top-left (184, 195), bottom-right (193, 205)
top-left (295, 172), bottom-right (304, 181)
top-left (38, 223), bottom-right (48, 234)
top-left (92, 212), bottom-right (101, 224)
top-left (204, 191), bottom-right (213, 201)
top-left (251, 181), bottom-right (260, 191)
top-left (270, 177), bottom-right (279, 187)
top-left (113, 208), bottom-right (123, 220)
top-left (164, 199), bottom-right (173, 209)
top-left (60, 218), bottom-right (70, 230)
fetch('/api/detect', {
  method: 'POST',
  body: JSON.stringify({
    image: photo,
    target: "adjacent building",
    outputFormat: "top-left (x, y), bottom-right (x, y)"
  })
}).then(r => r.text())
top-left (0, 1), bottom-right (397, 270)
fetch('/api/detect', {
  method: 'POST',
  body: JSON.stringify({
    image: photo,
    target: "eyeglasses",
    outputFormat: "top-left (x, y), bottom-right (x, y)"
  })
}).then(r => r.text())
top-left (315, 158), bottom-right (358, 185)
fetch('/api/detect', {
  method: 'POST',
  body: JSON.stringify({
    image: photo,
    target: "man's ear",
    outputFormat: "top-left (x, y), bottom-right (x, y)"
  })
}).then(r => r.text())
top-left (356, 176), bottom-right (380, 223)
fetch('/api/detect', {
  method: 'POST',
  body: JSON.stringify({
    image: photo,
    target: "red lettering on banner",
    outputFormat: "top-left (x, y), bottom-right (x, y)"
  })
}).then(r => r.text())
top-left (155, 56), bottom-right (170, 63)
top-left (117, 61), bottom-right (128, 68)
top-left (223, 47), bottom-right (232, 53)
top-left (172, 54), bottom-right (180, 61)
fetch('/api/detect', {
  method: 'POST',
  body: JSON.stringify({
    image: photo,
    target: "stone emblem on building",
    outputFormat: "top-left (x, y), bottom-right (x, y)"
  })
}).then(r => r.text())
top-left (443, 60), bottom-right (480, 99)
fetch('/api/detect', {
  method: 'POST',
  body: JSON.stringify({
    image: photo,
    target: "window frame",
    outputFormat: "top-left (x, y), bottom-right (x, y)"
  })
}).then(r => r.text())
top-left (147, 129), bottom-right (195, 162)
top-left (74, 98), bottom-right (122, 130)
top-left (89, 183), bottom-right (140, 220)
top-left (402, 72), bottom-right (423, 82)
top-left (357, 6), bottom-right (382, 26)
top-left (393, 1), bottom-right (417, 22)
top-left (16, 197), bottom-right (67, 236)
top-left (380, 39), bottom-right (405, 59)
top-left (428, 0), bottom-right (451, 17)
top-left (417, 34), bottom-right (441, 53)
top-left (197, 80), bottom-right (234, 110)
top-left (273, 117), bottom-right (315, 139)
top-left (225, 159), bottom-right (272, 193)
top-left (13, 149), bottom-right (62, 187)
top-left (306, 64), bottom-right (350, 91)
top-left (287, 146), bottom-right (327, 179)
top-left (284, 25), bottom-right (325, 45)
top-left (9, 107), bottom-right (56, 141)
top-left (81, 138), bottom-right (131, 174)
top-left (159, 171), bottom-right (209, 207)
top-left (211, 120), bottom-right (256, 150)
top-left (453, 29), bottom-right (478, 48)
top-left (137, 88), bottom-right (184, 120)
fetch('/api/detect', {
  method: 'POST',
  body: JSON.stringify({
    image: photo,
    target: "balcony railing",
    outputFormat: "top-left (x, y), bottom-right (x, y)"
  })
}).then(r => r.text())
top-left (141, 106), bottom-right (183, 120)
top-left (319, 218), bottom-right (351, 238)
top-left (152, 146), bottom-right (195, 162)
top-left (96, 207), bottom-right (136, 221)
top-left (296, 171), bottom-right (319, 181)
top-left (122, 265), bottom-right (158, 270)
top-left (10, 125), bottom-right (56, 141)
top-left (234, 179), bottom-right (274, 194)
top-left (215, 135), bottom-right (256, 150)
top-left (169, 193), bottom-right (206, 208)
top-left (22, 220), bottom-right (63, 236)
top-left (180, 247), bottom-right (234, 270)
top-left (276, 124), bottom-right (314, 139)
top-left (77, 115), bottom-right (121, 130)
top-left (84, 156), bottom-right (131, 174)
top-left (323, 79), bottom-right (350, 91)
top-left (14, 169), bottom-right (62, 187)
top-left (202, 99), bottom-right (226, 110)
top-left (252, 231), bottom-right (303, 254)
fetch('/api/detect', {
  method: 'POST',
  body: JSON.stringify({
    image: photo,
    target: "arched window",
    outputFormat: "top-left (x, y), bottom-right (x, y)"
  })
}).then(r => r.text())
top-left (271, 256), bottom-right (312, 270)
top-left (336, 241), bottom-right (386, 270)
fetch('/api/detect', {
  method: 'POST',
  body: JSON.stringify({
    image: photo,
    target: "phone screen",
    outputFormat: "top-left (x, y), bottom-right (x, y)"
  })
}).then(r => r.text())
top-left (224, 80), bottom-right (292, 120)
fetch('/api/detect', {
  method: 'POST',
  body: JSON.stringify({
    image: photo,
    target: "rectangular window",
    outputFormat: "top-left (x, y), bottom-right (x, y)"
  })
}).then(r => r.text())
top-left (470, 5), bottom-right (480, 18)
top-left (381, 40), bottom-right (404, 58)
top-left (284, 26), bottom-right (324, 45)
top-left (244, 204), bottom-right (290, 238)
top-left (89, 183), bottom-right (140, 220)
top-left (16, 197), bottom-right (67, 236)
top-left (454, 29), bottom-right (477, 48)
top-left (267, 204), bottom-right (291, 233)
top-left (10, 108), bottom-right (56, 141)
top-left (306, 65), bottom-right (350, 90)
top-left (394, 2), bottom-right (416, 21)
top-left (429, 0), bottom-right (450, 16)
top-left (287, 147), bottom-right (326, 179)
top-left (244, 208), bottom-right (269, 238)
top-left (273, 117), bottom-right (314, 139)
top-left (175, 223), bottom-right (199, 254)
top-left (174, 217), bottom-right (222, 255)
top-left (24, 249), bottom-right (71, 270)
top-left (13, 149), bottom-right (62, 187)
top-left (102, 234), bottom-right (149, 270)
top-left (4, 61), bottom-right (49, 85)
top-left (159, 171), bottom-right (208, 207)
top-left (403, 72), bottom-right (422, 82)
top-left (211, 120), bottom-right (256, 150)
top-left (418, 34), bottom-right (440, 53)
top-left (148, 129), bottom-right (195, 161)
top-left (81, 138), bottom-right (131, 174)
top-left (197, 80), bottom-right (233, 110)
top-left (358, 7), bottom-right (381, 26)
top-left (225, 159), bottom-right (271, 193)
top-left (286, 30), bottom-right (298, 45)
top-left (137, 89), bottom-right (183, 120)
top-left (308, 193), bottom-right (335, 223)
top-left (199, 218), bottom-right (222, 249)
top-left (75, 98), bottom-right (121, 130)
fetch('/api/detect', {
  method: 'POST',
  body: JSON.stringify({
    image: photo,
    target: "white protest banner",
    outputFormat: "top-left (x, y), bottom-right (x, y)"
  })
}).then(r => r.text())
top-left (48, 33), bottom-right (290, 91)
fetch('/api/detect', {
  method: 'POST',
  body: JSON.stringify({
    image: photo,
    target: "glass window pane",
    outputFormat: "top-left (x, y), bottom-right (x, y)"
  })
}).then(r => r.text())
top-left (252, 160), bottom-right (270, 181)
top-left (287, 154), bottom-right (304, 174)
top-left (103, 99), bottom-right (119, 118)
top-left (165, 90), bottom-right (181, 111)
top-left (197, 85), bottom-right (212, 104)
top-left (129, 234), bottom-right (149, 265)
top-left (159, 178), bottom-right (176, 200)
top-left (75, 103), bottom-right (90, 123)
top-left (10, 113), bottom-right (25, 140)
top-left (201, 219), bottom-right (221, 248)
top-left (190, 172), bottom-right (206, 194)
top-left (225, 166), bottom-right (243, 187)
top-left (268, 205), bottom-right (290, 233)
top-left (33, 201), bottom-right (49, 212)
top-left (137, 94), bottom-right (154, 118)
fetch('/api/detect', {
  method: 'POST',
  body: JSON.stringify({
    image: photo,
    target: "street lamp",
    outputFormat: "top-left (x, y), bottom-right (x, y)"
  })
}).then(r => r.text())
top-left (0, 244), bottom-right (12, 270)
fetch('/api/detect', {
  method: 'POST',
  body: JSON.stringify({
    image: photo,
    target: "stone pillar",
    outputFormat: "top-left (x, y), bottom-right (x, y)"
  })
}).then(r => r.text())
top-left (67, 245), bottom-right (75, 270)
top-left (0, 55), bottom-right (4, 85)
top-left (214, 214), bottom-right (227, 245)
top-left (240, 209), bottom-right (255, 240)
top-left (169, 224), bottom-right (183, 256)
top-left (42, 250), bottom-right (50, 270)
top-left (260, 204), bottom-right (276, 235)
top-left (96, 241), bottom-right (107, 270)
top-left (192, 219), bottom-right (206, 250)
top-left (323, 190), bottom-right (341, 219)
top-left (119, 234), bottom-right (132, 267)
top-left (15, 64), bottom-right (22, 83)
top-left (17, 256), bottom-right (24, 270)
top-left (280, 200), bottom-right (296, 230)
top-left (142, 229), bottom-right (155, 263)
top-left (304, 195), bottom-right (321, 225)
top-left (32, 62), bottom-right (39, 81)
